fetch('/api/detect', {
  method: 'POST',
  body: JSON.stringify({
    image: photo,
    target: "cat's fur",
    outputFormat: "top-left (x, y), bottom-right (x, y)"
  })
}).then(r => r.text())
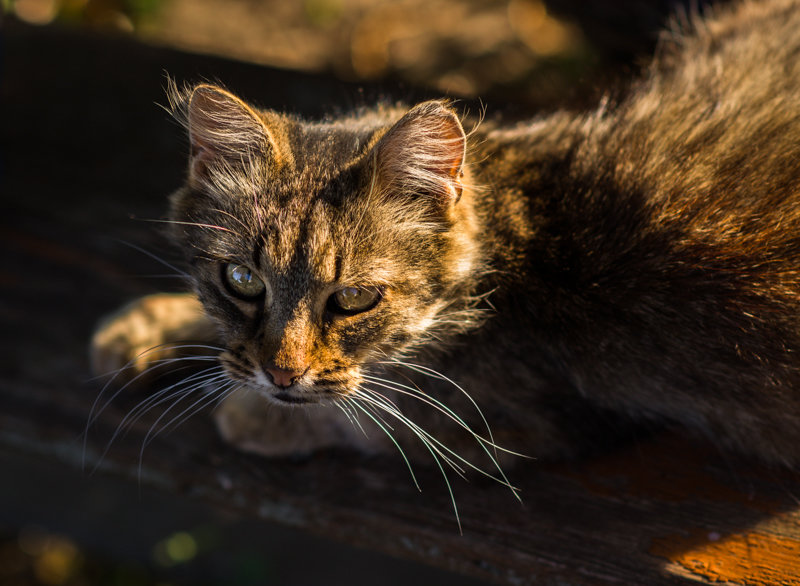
top-left (93, 0), bottom-right (800, 474)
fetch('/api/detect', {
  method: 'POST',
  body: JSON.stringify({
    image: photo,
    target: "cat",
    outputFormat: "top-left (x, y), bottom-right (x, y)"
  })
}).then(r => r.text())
top-left (92, 0), bottom-right (800, 490)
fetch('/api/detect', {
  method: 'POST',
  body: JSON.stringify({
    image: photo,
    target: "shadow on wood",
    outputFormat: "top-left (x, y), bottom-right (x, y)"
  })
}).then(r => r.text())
top-left (2, 18), bottom-right (799, 586)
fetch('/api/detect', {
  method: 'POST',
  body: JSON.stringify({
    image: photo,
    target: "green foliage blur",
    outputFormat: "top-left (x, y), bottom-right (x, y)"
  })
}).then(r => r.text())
top-left (4, 0), bottom-right (161, 29)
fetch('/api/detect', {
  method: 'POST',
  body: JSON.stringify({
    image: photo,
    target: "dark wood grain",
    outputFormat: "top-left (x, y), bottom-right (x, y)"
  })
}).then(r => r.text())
top-left (2, 18), bottom-right (799, 585)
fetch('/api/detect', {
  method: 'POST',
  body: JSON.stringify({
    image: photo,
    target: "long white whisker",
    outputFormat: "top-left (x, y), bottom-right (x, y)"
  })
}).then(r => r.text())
top-left (346, 397), bottom-right (421, 491)
top-left (141, 376), bottom-right (234, 450)
top-left (124, 369), bottom-right (228, 430)
top-left (334, 401), bottom-right (368, 437)
top-left (112, 239), bottom-right (191, 279)
top-left (140, 218), bottom-right (240, 237)
top-left (138, 380), bottom-right (239, 480)
top-left (380, 360), bottom-right (497, 452)
top-left (88, 342), bottom-right (223, 401)
top-left (362, 373), bottom-right (528, 477)
top-left (87, 357), bottom-right (218, 437)
top-left (88, 353), bottom-right (221, 387)
top-left (354, 389), bottom-right (466, 477)
top-left (362, 375), bottom-right (491, 467)
top-left (210, 207), bottom-right (254, 236)
top-left (86, 342), bottom-right (224, 437)
top-left (355, 387), bottom-right (520, 498)
top-left (352, 390), bottom-right (396, 430)
top-left (351, 389), bottom-right (463, 533)
top-left (90, 367), bottom-right (227, 473)
top-left (154, 378), bottom-right (237, 438)
top-left (362, 374), bottom-right (507, 450)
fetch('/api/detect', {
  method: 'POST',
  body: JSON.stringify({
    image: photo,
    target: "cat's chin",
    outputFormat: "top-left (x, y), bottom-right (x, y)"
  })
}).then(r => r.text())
top-left (213, 388), bottom-right (388, 458)
top-left (271, 390), bottom-right (315, 405)
top-left (250, 385), bottom-right (324, 406)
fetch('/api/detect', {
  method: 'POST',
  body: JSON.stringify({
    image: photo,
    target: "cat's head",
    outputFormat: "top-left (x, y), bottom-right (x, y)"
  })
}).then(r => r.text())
top-left (168, 83), bottom-right (484, 404)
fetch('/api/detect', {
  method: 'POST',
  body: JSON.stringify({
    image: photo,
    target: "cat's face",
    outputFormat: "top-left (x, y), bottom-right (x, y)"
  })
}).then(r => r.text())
top-left (169, 85), bottom-right (483, 404)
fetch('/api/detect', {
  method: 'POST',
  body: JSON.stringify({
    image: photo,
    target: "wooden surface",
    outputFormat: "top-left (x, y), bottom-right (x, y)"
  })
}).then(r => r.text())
top-left (2, 18), bottom-right (800, 585)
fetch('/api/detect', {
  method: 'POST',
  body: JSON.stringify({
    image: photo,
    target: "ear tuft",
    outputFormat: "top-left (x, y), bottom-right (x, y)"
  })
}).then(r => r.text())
top-left (185, 84), bottom-right (275, 182)
top-left (375, 101), bottom-right (467, 207)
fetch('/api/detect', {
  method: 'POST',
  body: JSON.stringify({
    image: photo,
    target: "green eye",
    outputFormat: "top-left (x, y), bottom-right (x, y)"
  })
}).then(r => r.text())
top-left (328, 286), bottom-right (382, 315)
top-left (223, 263), bottom-right (266, 299)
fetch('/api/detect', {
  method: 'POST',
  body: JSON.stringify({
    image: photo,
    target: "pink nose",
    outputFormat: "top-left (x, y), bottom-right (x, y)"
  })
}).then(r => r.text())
top-left (265, 367), bottom-right (301, 388)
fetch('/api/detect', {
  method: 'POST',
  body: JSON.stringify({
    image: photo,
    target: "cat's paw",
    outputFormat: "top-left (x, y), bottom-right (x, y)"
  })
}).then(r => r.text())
top-left (214, 389), bottom-right (385, 458)
top-left (90, 292), bottom-right (215, 383)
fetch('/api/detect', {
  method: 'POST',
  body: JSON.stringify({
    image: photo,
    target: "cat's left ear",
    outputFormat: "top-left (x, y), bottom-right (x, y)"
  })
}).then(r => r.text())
top-left (374, 101), bottom-right (467, 207)
top-left (185, 84), bottom-right (276, 184)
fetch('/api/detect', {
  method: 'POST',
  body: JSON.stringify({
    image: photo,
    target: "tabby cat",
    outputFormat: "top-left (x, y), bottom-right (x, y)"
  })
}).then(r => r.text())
top-left (92, 0), bottom-right (800, 488)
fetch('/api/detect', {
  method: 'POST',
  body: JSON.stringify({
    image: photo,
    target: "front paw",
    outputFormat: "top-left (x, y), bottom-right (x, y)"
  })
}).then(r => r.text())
top-left (90, 292), bottom-right (213, 383)
top-left (214, 389), bottom-right (385, 458)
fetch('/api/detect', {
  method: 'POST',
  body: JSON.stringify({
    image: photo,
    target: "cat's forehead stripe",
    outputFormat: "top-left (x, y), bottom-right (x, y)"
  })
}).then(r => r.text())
top-left (306, 203), bottom-right (338, 283)
top-left (255, 204), bottom-right (338, 284)
top-left (272, 212), bottom-right (300, 271)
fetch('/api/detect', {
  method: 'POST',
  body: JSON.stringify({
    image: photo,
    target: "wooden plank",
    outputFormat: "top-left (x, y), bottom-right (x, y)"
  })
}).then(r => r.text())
top-left (2, 18), bottom-right (799, 585)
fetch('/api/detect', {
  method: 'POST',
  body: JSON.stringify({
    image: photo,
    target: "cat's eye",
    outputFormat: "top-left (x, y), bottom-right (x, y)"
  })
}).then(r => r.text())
top-left (328, 286), bottom-right (382, 315)
top-left (223, 263), bottom-right (266, 300)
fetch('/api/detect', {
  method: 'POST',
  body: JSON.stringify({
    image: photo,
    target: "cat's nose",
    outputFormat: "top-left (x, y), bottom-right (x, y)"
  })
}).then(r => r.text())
top-left (264, 366), bottom-right (301, 388)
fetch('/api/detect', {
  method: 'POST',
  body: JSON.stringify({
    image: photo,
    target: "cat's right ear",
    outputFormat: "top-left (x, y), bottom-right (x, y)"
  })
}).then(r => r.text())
top-left (373, 100), bottom-right (467, 211)
top-left (185, 84), bottom-right (276, 184)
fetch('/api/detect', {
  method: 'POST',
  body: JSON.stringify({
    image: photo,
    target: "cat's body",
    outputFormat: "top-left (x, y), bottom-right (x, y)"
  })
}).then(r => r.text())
top-left (93, 0), bottom-right (800, 475)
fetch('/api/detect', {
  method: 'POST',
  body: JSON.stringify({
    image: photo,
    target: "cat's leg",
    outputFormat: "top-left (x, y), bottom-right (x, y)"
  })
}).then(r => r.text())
top-left (90, 292), bottom-right (219, 381)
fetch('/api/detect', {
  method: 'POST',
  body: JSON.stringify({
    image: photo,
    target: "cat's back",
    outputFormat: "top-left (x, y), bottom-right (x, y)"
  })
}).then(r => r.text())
top-left (609, 0), bottom-right (800, 213)
top-left (474, 0), bottom-right (800, 465)
top-left (531, 0), bottom-right (800, 289)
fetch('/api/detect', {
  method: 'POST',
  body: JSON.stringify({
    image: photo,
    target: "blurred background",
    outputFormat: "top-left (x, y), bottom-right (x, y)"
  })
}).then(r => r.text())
top-left (3, 0), bottom-right (693, 108)
top-left (1, 0), bottom-right (707, 584)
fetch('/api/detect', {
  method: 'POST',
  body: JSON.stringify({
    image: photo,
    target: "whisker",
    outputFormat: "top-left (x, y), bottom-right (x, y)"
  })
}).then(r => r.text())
top-left (362, 375), bottom-right (525, 501)
top-left (87, 350), bottom-right (222, 385)
top-left (363, 375), bottom-right (491, 444)
top-left (141, 375), bottom-right (233, 447)
top-left (86, 342), bottom-right (224, 434)
top-left (210, 384), bottom-right (244, 413)
top-left (354, 389), bottom-right (466, 476)
top-left (86, 361), bottom-right (205, 467)
top-left (141, 378), bottom-right (236, 450)
top-left (210, 207), bottom-right (254, 236)
top-left (334, 401), bottom-right (368, 438)
top-left (138, 380), bottom-right (239, 481)
top-left (345, 396), bottom-right (421, 492)
top-left (85, 342), bottom-right (225, 469)
top-left (90, 366), bottom-right (227, 473)
top-left (351, 389), bottom-right (463, 533)
top-left (124, 369), bottom-right (228, 432)
top-left (379, 360), bottom-right (497, 451)
top-left (111, 239), bottom-right (191, 279)
top-left (350, 389), bottom-right (396, 430)
top-left (362, 374), bottom-right (527, 459)
top-left (88, 343), bottom-right (224, 387)
top-left (354, 387), bottom-right (521, 498)
top-left (140, 218), bottom-right (241, 237)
